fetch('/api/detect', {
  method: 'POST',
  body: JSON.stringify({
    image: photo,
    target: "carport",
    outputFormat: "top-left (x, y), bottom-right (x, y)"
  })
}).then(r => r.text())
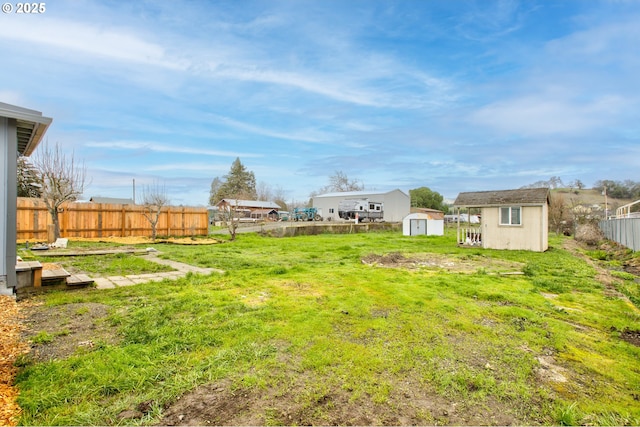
top-left (1, 102), bottom-right (52, 295)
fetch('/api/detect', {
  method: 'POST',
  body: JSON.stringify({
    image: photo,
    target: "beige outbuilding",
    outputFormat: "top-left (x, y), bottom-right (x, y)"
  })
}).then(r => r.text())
top-left (453, 188), bottom-right (550, 252)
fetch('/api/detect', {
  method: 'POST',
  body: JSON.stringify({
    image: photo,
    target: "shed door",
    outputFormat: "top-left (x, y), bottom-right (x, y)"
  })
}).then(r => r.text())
top-left (410, 219), bottom-right (427, 235)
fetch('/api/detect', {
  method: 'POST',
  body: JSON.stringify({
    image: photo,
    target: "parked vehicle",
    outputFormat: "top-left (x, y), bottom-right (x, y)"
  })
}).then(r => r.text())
top-left (292, 207), bottom-right (322, 221)
top-left (338, 199), bottom-right (384, 222)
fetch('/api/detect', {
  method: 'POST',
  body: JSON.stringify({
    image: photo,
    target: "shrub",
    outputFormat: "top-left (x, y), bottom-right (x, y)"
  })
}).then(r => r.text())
top-left (575, 223), bottom-right (604, 246)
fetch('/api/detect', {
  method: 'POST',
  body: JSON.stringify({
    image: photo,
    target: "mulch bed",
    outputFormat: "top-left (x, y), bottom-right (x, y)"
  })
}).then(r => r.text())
top-left (0, 295), bottom-right (29, 426)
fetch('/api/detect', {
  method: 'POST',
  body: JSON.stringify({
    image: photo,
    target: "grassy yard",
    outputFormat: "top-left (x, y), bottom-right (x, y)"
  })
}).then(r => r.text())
top-left (15, 229), bottom-right (640, 425)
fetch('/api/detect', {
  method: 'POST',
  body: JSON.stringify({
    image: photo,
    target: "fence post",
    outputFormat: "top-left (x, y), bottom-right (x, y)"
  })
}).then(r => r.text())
top-left (121, 206), bottom-right (126, 237)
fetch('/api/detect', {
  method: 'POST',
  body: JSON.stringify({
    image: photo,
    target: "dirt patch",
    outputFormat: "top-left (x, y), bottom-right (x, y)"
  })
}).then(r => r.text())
top-left (75, 236), bottom-right (223, 245)
top-left (562, 239), bottom-right (640, 301)
top-left (159, 374), bottom-right (535, 426)
top-left (618, 328), bottom-right (640, 347)
top-left (362, 252), bottom-right (524, 274)
top-left (19, 300), bottom-right (120, 362)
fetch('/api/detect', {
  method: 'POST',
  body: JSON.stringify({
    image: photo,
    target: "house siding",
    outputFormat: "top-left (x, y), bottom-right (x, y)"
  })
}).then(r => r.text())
top-left (482, 204), bottom-right (548, 252)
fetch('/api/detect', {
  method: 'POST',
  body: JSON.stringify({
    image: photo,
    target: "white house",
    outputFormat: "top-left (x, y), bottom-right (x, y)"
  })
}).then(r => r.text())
top-left (1, 103), bottom-right (52, 296)
top-left (312, 189), bottom-right (410, 222)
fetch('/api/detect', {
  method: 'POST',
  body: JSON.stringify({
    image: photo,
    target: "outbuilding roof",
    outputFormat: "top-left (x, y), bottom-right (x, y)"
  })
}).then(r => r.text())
top-left (217, 199), bottom-right (281, 209)
top-left (313, 189), bottom-right (408, 198)
top-left (454, 188), bottom-right (550, 207)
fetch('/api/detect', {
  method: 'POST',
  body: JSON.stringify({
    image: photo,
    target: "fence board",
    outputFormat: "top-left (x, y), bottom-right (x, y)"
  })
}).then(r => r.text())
top-left (599, 218), bottom-right (640, 252)
top-left (17, 198), bottom-right (208, 240)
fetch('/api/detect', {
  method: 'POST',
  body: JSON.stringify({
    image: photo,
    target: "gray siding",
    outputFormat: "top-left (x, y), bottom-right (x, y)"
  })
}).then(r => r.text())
top-left (599, 218), bottom-right (640, 252)
top-left (1, 117), bottom-right (18, 294)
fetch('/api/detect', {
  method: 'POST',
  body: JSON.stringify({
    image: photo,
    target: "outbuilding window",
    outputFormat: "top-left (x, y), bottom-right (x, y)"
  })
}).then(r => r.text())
top-left (500, 206), bottom-right (521, 225)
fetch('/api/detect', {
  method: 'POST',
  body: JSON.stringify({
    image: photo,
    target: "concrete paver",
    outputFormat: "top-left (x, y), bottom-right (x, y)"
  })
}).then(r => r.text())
top-left (92, 252), bottom-right (223, 290)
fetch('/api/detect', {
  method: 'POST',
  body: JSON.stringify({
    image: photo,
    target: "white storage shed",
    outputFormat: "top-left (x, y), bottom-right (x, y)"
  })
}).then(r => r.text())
top-left (402, 212), bottom-right (444, 236)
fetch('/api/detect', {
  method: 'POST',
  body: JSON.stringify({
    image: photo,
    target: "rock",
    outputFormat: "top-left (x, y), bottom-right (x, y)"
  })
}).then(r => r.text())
top-left (117, 409), bottom-right (143, 420)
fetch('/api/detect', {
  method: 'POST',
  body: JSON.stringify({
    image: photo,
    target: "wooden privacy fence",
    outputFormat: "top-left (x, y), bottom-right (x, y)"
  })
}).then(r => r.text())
top-left (17, 198), bottom-right (209, 241)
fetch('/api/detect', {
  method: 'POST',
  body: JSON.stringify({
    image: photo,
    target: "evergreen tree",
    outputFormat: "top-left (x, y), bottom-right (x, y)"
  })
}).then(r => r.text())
top-left (211, 158), bottom-right (257, 202)
top-left (17, 156), bottom-right (42, 197)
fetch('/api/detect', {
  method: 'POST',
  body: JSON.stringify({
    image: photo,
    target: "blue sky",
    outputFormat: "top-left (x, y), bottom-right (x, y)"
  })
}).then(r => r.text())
top-left (1, 0), bottom-right (638, 206)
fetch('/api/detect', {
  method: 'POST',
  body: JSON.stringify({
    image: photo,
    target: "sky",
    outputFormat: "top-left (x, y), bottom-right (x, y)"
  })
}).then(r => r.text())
top-left (1, 0), bottom-right (638, 206)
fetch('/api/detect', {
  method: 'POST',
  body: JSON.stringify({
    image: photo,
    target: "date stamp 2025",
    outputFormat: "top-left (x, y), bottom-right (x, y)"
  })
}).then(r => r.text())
top-left (2, 2), bottom-right (46, 14)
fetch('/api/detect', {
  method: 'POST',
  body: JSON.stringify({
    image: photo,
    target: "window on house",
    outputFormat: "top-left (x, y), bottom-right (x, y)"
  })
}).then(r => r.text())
top-left (329, 208), bottom-right (334, 214)
top-left (500, 206), bottom-right (521, 225)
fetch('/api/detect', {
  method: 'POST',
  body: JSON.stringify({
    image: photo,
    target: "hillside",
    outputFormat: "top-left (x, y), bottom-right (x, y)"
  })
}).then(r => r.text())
top-left (552, 188), bottom-right (634, 210)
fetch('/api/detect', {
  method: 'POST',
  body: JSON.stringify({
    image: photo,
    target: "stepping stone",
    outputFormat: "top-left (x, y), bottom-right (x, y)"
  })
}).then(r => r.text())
top-left (66, 274), bottom-right (94, 287)
top-left (42, 268), bottom-right (71, 286)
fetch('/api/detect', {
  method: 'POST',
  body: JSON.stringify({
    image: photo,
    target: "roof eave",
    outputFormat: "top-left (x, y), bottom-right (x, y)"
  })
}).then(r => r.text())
top-left (0, 103), bottom-right (53, 156)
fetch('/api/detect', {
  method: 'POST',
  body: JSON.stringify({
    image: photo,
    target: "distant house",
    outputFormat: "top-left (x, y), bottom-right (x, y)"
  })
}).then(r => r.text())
top-left (312, 189), bottom-right (410, 222)
top-left (90, 197), bottom-right (135, 205)
top-left (212, 199), bottom-right (282, 221)
top-left (453, 188), bottom-right (550, 252)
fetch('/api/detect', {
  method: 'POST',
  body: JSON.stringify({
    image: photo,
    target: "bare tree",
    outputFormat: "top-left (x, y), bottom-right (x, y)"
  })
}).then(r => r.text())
top-left (142, 181), bottom-right (170, 240)
top-left (256, 181), bottom-right (273, 201)
top-left (219, 198), bottom-right (241, 241)
top-left (316, 171), bottom-right (364, 196)
top-left (548, 192), bottom-right (569, 235)
top-left (33, 142), bottom-right (87, 241)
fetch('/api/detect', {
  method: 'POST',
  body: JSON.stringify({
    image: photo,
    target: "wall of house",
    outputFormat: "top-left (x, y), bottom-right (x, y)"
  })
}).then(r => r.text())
top-left (1, 117), bottom-right (18, 295)
top-left (383, 190), bottom-right (411, 222)
top-left (481, 204), bottom-right (548, 252)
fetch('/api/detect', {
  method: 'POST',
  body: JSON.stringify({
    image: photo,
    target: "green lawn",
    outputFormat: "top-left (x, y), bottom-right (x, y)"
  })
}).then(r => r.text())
top-left (15, 229), bottom-right (640, 425)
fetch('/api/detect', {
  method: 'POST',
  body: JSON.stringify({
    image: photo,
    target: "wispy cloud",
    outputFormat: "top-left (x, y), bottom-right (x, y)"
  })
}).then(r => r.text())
top-left (85, 141), bottom-right (262, 158)
top-left (470, 93), bottom-right (628, 136)
top-left (210, 115), bottom-right (332, 143)
top-left (0, 18), bottom-right (188, 70)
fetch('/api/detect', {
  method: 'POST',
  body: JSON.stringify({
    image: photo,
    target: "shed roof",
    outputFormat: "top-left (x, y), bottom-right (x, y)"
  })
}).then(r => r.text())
top-left (0, 102), bottom-right (52, 156)
top-left (251, 208), bottom-right (278, 215)
top-left (411, 207), bottom-right (445, 219)
top-left (454, 188), bottom-right (550, 207)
